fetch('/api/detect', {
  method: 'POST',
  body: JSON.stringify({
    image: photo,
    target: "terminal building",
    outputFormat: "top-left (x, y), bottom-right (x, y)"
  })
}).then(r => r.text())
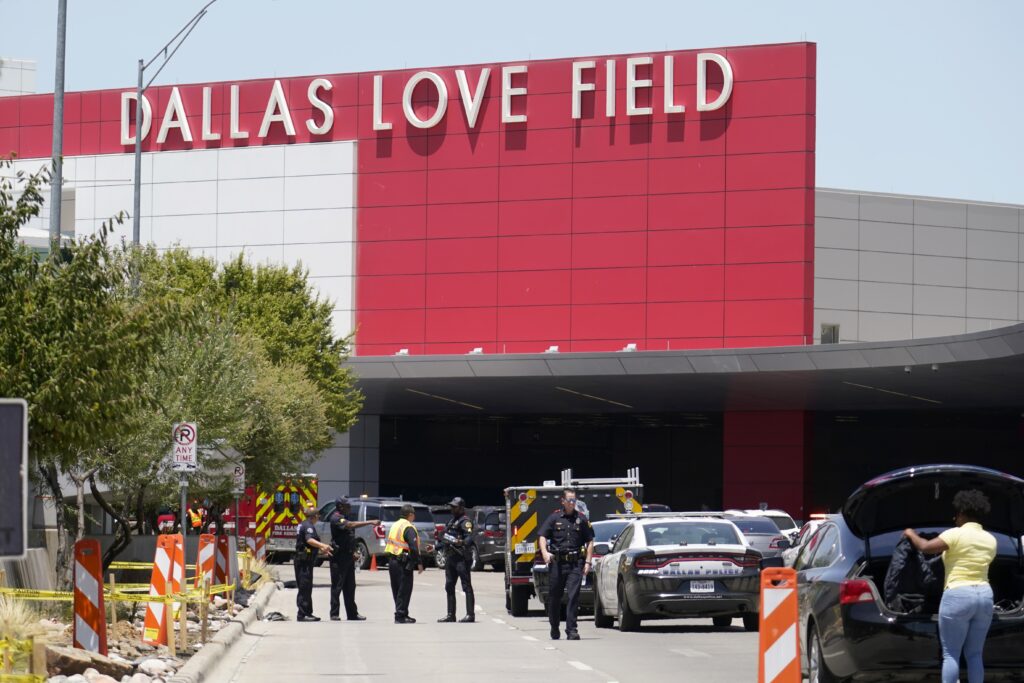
top-left (3, 42), bottom-right (1023, 517)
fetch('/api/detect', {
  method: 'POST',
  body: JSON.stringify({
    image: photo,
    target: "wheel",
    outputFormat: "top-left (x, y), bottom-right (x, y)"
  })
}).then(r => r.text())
top-left (742, 614), bottom-right (759, 632)
top-left (593, 584), bottom-right (614, 629)
top-left (435, 550), bottom-right (447, 570)
top-left (616, 582), bottom-right (640, 631)
top-left (712, 616), bottom-right (733, 630)
top-left (808, 627), bottom-right (842, 683)
top-left (354, 541), bottom-right (371, 570)
top-left (509, 584), bottom-right (530, 617)
top-left (470, 546), bottom-right (482, 571)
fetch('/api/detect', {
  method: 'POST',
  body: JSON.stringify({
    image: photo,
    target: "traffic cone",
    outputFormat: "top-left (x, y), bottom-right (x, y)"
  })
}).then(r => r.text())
top-left (369, 554), bottom-right (378, 572)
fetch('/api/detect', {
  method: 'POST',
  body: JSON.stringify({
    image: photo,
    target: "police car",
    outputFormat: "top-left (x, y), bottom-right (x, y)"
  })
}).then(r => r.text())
top-left (592, 514), bottom-right (769, 632)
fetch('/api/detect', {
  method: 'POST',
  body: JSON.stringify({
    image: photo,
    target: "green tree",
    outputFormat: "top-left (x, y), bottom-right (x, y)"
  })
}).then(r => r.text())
top-left (0, 160), bottom-right (182, 585)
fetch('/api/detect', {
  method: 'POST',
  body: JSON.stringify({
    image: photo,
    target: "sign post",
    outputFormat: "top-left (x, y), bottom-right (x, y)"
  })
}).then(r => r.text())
top-left (171, 422), bottom-right (198, 536)
top-left (232, 464), bottom-right (245, 541)
top-left (0, 399), bottom-right (28, 559)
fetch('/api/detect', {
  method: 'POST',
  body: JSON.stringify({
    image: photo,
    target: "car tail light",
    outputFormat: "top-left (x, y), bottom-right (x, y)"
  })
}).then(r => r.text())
top-left (483, 530), bottom-right (502, 539)
top-left (373, 523), bottom-right (386, 539)
top-left (839, 579), bottom-right (875, 605)
top-left (633, 556), bottom-right (661, 569)
top-left (768, 536), bottom-right (787, 549)
top-left (737, 552), bottom-right (762, 568)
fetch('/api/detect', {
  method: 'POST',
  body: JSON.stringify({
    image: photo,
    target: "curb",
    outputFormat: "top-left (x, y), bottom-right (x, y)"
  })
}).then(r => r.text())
top-left (166, 581), bottom-right (277, 683)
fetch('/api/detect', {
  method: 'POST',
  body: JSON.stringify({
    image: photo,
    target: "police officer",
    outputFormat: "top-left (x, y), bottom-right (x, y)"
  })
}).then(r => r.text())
top-left (385, 504), bottom-right (423, 624)
top-left (538, 488), bottom-right (594, 641)
top-left (328, 497), bottom-right (378, 621)
top-left (295, 506), bottom-right (332, 621)
top-left (437, 497), bottom-right (476, 623)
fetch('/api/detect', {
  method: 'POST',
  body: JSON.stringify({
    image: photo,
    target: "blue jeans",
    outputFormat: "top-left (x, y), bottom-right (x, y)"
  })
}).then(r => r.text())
top-left (939, 584), bottom-right (994, 683)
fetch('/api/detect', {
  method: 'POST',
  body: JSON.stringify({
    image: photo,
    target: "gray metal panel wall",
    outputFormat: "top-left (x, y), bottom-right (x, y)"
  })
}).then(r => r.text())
top-left (814, 189), bottom-right (1023, 343)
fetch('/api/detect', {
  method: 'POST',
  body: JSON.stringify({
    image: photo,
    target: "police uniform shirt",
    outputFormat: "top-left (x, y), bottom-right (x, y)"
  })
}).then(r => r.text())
top-left (538, 509), bottom-right (594, 553)
top-left (444, 515), bottom-right (474, 552)
top-left (296, 518), bottom-right (321, 556)
top-left (329, 510), bottom-right (355, 555)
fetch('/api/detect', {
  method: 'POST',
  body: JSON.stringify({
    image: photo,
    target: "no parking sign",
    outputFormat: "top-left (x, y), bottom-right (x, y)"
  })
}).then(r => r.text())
top-left (171, 422), bottom-right (198, 472)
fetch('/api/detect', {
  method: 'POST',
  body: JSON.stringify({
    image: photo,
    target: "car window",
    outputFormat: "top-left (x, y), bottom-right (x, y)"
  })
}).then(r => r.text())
top-left (810, 526), bottom-right (841, 568)
top-left (793, 525), bottom-right (826, 571)
top-left (318, 503), bottom-right (335, 519)
top-left (362, 503), bottom-right (379, 521)
top-left (612, 525), bottom-right (634, 553)
top-left (379, 505), bottom-right (433, 523)
top-left (593, 521), bottom-right (629, 543)
top-left (643, 522), bottom-right (741, 546)
top-left (730, 517), bottom-right (781, 534)
top-left (484, 512), bottom-right (504, 530)
top-left (767, 514), bottom-right (796, 531)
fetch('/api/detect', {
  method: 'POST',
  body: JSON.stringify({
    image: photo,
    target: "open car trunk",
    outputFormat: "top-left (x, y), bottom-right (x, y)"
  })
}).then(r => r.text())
top-left (857, 554), bottom-right (1024, 617)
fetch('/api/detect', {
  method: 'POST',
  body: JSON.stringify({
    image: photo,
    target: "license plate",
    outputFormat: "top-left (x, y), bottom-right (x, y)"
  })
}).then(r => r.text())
top-left (514, 542), bottom-right (535, 555)
top-left (690, 580), bottom-right (715, 593)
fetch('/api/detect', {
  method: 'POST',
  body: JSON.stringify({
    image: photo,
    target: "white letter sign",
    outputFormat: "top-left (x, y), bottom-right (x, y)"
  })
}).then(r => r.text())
top-left (697, 52), bottom-right (734, 112)
top-left (402, 71), bottom-right (448, 129)
top-left (120, 92), bottom-right (152, 145)
top-left (501, 65), bottom-right (527, 123)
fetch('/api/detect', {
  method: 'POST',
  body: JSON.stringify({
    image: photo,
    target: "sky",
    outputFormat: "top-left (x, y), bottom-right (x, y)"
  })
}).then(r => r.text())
top-left (1, 0), bottom-right (1021, 204)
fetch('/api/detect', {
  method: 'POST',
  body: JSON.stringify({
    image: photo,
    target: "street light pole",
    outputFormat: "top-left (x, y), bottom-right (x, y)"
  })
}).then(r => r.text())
top-left (131, 0), bottom-right (219, 246)
top-left (48, 0), bottom-right (68, 243)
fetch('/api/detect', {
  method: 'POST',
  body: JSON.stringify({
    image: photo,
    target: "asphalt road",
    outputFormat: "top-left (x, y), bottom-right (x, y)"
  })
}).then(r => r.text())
top-left (208, 565), bottom-right (760, 682)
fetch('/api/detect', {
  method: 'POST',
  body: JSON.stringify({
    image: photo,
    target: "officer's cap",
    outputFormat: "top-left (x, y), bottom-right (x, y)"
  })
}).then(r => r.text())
top-left (448, 496), bottom-right (467, 508)
top-left (335, 496), bottom-right (350, 506)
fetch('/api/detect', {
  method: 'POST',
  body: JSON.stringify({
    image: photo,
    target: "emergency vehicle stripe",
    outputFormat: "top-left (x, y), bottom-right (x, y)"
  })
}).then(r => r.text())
top-left (509, 489), bottom-right (536, 524)
top-left (511, 512), bottom-right (538, 564)
top-left (615, 487), bottom-right (642, 513)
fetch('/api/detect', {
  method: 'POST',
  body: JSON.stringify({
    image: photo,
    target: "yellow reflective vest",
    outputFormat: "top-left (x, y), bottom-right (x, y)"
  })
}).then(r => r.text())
top-left (385, 518), bottom-right (418, 556)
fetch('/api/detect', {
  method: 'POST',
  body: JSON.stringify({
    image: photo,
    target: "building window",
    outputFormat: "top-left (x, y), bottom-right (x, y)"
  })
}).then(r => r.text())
top-left (821, 323), bottom-right (840, 344)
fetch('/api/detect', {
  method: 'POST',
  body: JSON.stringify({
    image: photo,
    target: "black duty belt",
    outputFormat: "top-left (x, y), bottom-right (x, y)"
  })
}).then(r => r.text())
top-left (554, 550), bottom-right (583, 563)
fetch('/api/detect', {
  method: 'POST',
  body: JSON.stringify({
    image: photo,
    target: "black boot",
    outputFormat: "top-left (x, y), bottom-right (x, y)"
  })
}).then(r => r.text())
top-left (459, 614), bottom-right (475, 623)
top-left (438, 594), bottom-right (457, 622)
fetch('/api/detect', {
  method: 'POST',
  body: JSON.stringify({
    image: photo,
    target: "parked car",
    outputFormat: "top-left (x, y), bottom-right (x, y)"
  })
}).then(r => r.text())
top-left (725, 514), bottom-right (791, 558)
top-left (593, 515), bottom-right (768, 631)
top-left (782, 516), bottom-right (832, 567)
top-left (467, 506), bottom-right (506, 571)
top-left (315, 497), bottom-right (436, 569)
top-left (727, 508), bottom-right (800, 542)
top-left (429, 505), bottom-right (453, 569)
top-left (534, 518), bottom-right (630, 612)
top-left (797, 464), bottom-right (1024, 683)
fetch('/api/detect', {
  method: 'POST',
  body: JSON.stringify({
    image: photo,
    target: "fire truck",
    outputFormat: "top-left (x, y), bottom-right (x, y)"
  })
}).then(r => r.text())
top-left (504, 468), bottom-right (643, 616)
top-left (235, 473), bottom-right (318, 561)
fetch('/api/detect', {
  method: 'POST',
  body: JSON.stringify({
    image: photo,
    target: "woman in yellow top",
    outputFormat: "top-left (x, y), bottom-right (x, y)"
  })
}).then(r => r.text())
top-left (904, 490), bottom-right (997, 683)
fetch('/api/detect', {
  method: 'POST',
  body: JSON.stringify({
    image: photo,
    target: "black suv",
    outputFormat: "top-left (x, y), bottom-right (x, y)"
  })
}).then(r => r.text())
top-left (467, 506), bottom-right (506, 571)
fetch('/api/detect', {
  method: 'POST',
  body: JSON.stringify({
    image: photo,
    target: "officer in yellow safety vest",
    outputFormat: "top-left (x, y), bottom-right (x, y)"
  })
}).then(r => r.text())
top-left (385, 504), bottom-right (423, 624)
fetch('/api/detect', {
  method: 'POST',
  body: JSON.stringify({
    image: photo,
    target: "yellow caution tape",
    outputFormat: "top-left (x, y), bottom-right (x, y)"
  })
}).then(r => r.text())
top-left (109, 561), bottom-right (197, 570)
top-left (0, 587), bottom-right (73, 601)
top-left (0, 637), bottom-right (35, 654)
top-left (0, 674), bottom-right (46, 683)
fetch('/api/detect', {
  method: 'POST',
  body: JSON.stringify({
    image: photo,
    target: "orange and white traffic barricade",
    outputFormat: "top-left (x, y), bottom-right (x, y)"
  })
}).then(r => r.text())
top-left (143, 534), bottom-right (181, 646)
top-left (194, 534), bottom-right (216, 589)
top-left (758, 567), bottom-right (801, 683)
top-left (73, 539), bottom-right (107, 655)
top-left (215, 535), bottom-right (230, 586)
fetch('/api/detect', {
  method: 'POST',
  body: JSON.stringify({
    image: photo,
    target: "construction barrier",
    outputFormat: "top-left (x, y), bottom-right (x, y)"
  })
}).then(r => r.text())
top-left (214, 536), bottom-right (230, 586)
top-left (142, 534), bottom-right (181, 646)
top-left (194, 534), bottom-right (216, 589)
top-left (72, 539), bottom-right (107, 656)
top-left (758, 567), bottom-right (800, 683)
top-left (0, 583), bottom-right (236, 605)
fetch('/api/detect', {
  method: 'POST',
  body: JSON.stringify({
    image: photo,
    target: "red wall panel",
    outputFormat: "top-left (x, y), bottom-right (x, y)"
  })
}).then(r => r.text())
top-left (0, 41), bottom-right (814, 357)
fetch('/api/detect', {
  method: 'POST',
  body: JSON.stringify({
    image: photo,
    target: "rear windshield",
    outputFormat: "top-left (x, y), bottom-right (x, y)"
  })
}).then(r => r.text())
top-left (381, 506), bottom-right (433, 523)
top-left (643, 522), bottom-right (741, 546)
top-left (730, 517), bottom-right (781, 534)
top-left (484, 512), bottom-right (506, 528)
top-left (432, 511), bottom-right (452, 525)
top-left (767, 514), bottom-right (797, 530)
top-left (592, 521), bottom-right (629, 543)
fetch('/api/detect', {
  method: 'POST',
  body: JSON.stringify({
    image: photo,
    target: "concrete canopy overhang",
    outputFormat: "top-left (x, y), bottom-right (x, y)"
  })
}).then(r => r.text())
top-left (345, 324), bottom-right (1024, 416)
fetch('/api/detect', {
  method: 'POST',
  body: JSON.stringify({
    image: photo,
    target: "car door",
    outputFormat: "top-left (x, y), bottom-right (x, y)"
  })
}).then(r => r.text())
top-left (602, 525), bottom-right (634, 611)
top-left (796, 524), bottom-right (840, 667)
